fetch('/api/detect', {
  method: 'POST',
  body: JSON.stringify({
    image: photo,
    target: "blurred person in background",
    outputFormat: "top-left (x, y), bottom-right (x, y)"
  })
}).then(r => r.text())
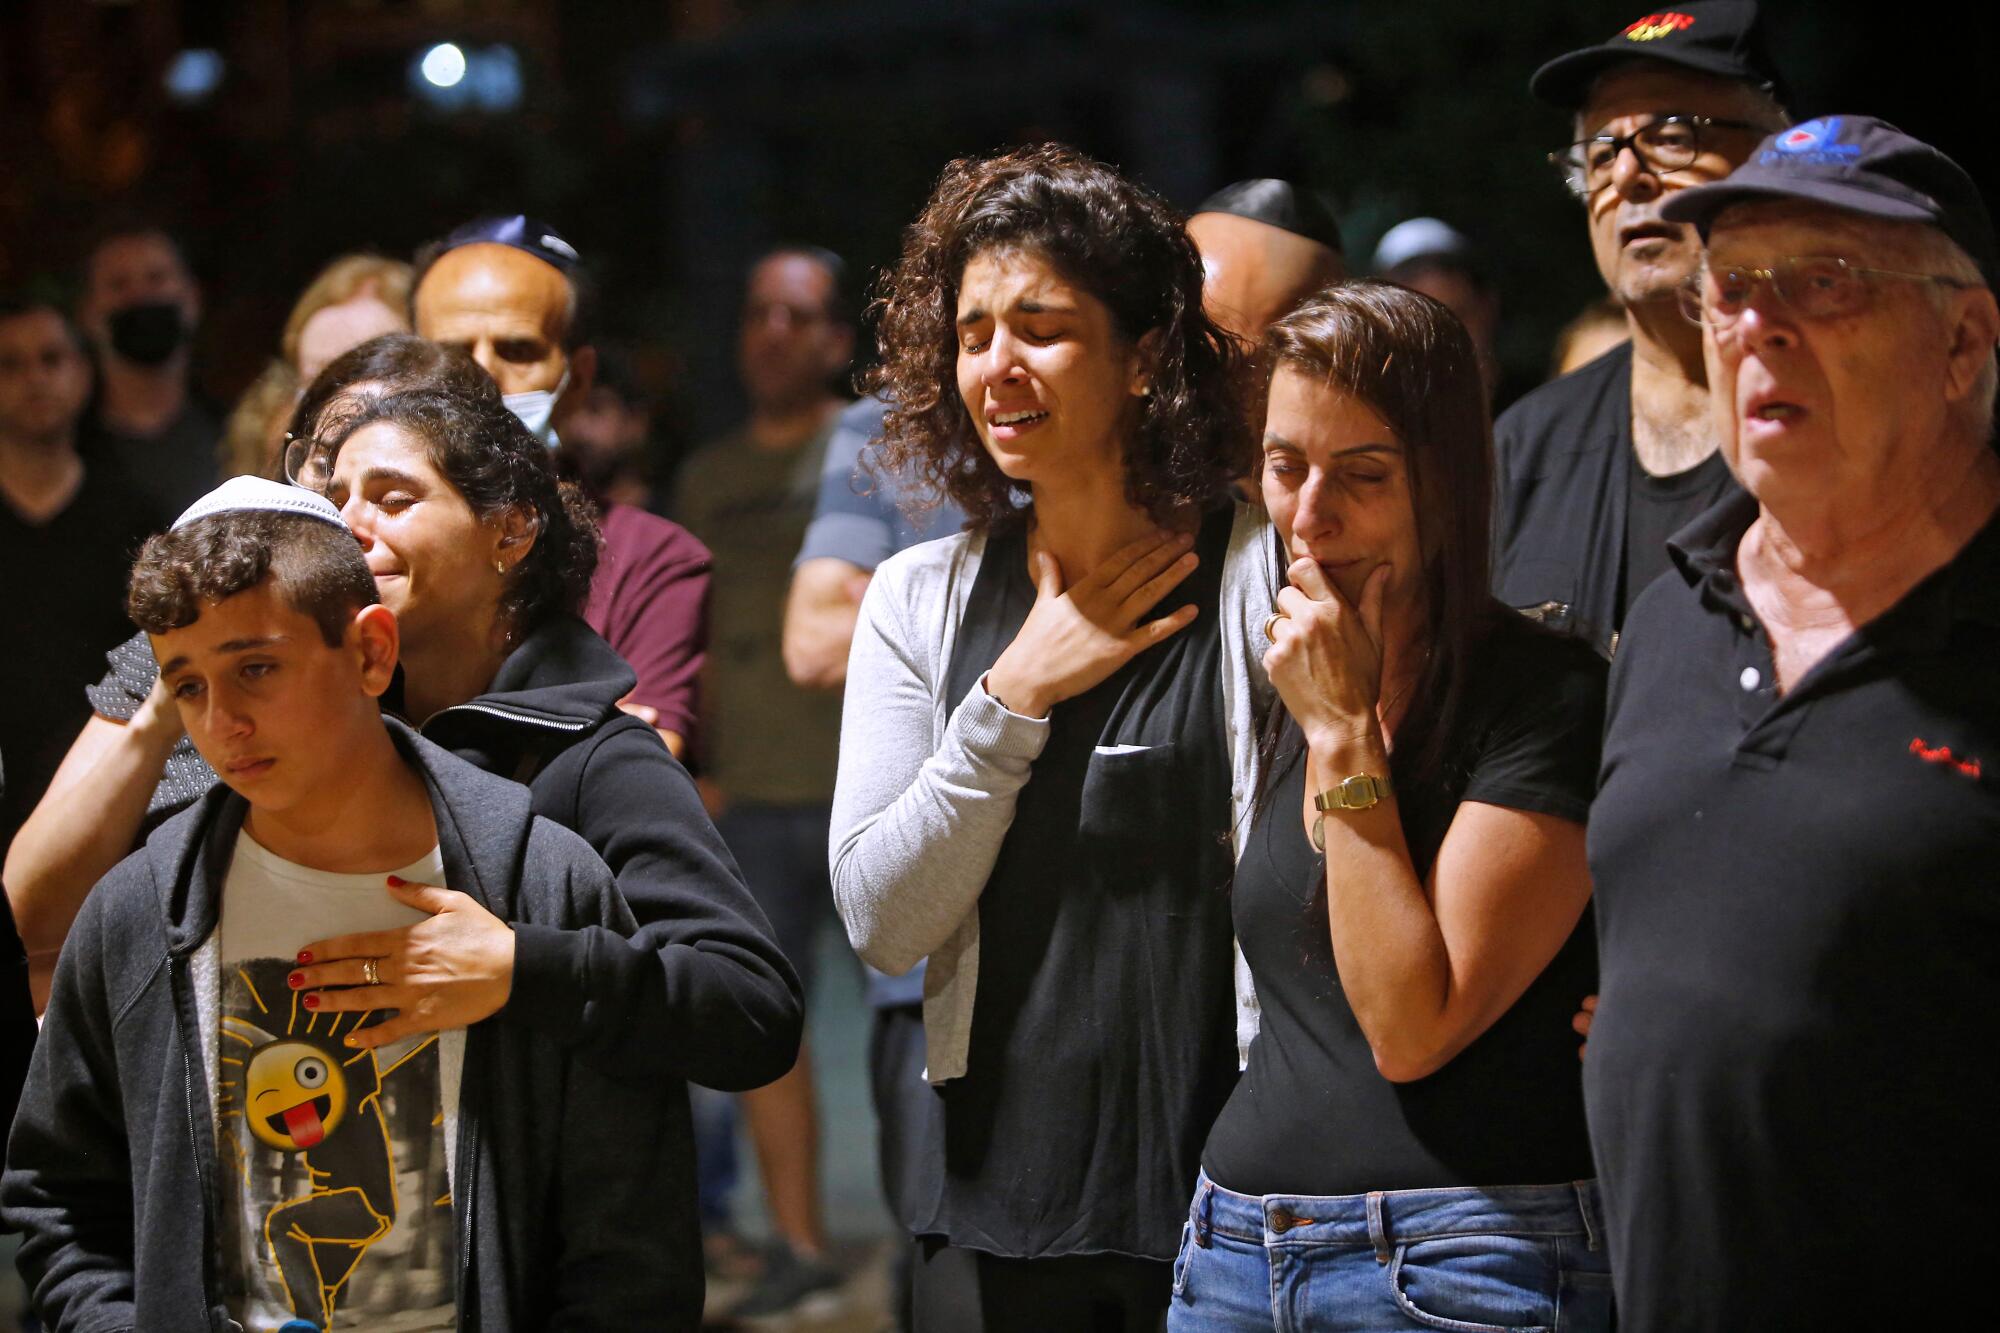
top-left (1491, 0), bottom-right (1789, 655)
top-left (219, 253), bottom-right (413, 481)
top-left (1372, 216), bottom-right (1511, 406)
top-left (1547, 294), bottom-right (1630, 379)
top-left (75, 223), bottom-right (219, 516)
top-left (414, 215), bottom-right (709, 760)
top-left (1187, 178), bottom-right (1347, 350)
top-left (560, 342), bottom-right (659, 510)
top-left (0, 297), bottom-right (165, 865)
top-left (784, 389), bottom-right (968, 1330)
top-left (676, 243), bottom-right (855, 1319)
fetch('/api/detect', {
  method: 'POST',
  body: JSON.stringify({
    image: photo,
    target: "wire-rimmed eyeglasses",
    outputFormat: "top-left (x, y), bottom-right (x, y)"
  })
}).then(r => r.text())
top-left (1675, 256), bottom-right (1975, 327)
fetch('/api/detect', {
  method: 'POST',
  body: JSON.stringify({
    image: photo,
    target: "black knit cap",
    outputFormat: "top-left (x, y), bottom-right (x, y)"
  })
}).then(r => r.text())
top-left (1660, 115), bottom-right (1999, 287)
top-left (1194, 179), bottom-right (1344, 255)
top-left (1530, 1), bottom-right (1787, 110)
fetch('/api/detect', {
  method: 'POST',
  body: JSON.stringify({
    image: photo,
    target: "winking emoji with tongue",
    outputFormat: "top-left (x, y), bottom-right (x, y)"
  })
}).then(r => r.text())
top-left (218, 959), bottom-right (438, 1329)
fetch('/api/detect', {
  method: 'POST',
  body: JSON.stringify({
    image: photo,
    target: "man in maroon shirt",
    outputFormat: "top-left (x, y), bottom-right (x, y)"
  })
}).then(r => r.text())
top-left (412, 217), bottom-right (709, 758)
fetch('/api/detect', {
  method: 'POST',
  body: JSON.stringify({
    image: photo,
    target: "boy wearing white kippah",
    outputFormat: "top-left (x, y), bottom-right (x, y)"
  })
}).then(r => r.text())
top-left (3, 478), bottom-right (681, 1330)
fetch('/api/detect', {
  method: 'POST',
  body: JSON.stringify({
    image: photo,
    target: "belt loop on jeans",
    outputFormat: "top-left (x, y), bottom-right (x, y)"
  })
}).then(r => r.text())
top-left (1574, 1180), bottom-right (1602, 1252)
top-left (1195, 1178), bottom-right (1213, 1248)
top-left (1366, 1191), bottom-right (1390, 1265)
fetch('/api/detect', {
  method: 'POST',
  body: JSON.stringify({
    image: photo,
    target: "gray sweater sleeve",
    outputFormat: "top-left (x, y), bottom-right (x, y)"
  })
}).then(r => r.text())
top-left (829, 541), bottom-right (1048, 976)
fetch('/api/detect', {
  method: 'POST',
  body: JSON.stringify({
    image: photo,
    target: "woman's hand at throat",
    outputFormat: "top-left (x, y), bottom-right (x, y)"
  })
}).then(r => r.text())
top-left (983, 529), bottom-right (1201, 719)
top-left (1265, 556), bottom-right (1392, 754)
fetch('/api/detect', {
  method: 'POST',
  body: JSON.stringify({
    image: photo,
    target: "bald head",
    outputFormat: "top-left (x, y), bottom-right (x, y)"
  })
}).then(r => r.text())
top-left (413, 242), bottom-right (578, 397)
top-left (1188, 211), bottom-right (1346, 346)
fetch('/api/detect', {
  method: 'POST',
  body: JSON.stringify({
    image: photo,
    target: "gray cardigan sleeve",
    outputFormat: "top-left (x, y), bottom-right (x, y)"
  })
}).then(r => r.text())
top-left (829, 542), bottom-right (1048, 976)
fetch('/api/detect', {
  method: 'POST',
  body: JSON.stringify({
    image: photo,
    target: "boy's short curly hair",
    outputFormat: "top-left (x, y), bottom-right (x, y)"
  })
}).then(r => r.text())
top-left (128, 511), bottom-right (379, 648)
top-left (863, 143), bottom-right (1252, 531)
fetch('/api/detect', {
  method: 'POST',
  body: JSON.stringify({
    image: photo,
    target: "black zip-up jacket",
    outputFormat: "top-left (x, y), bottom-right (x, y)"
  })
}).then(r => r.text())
top-left (415, 615), bottom-right (802, 1090)
top-left (2, 721), bottom-right (702, 1330)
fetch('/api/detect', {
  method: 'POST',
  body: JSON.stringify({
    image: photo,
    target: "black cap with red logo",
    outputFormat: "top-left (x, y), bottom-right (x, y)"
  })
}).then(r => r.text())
top-left (1530, 1), bottom-right (1787, 110)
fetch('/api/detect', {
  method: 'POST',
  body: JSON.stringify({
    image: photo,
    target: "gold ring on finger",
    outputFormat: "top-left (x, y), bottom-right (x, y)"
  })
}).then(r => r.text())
top-left (362, 957), bottom-right (381, 987)
top-left (1263, 611), bottom-right (1286, 641)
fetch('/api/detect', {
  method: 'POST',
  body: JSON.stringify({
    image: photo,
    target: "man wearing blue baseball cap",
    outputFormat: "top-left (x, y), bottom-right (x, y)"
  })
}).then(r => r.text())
top-left (414, 217), bottom-right (711, 761)
top-left (1585, 115), bottom-right (2000, 1329)
top-left (1493, 1), bottom-right (1791, 655)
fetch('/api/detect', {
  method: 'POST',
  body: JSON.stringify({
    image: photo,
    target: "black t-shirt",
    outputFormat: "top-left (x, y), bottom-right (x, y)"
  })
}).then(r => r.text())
top-left (920, 509), bottom-right (1240, 1262)
top-left (1202, 609), bottom-right (1604, 1197)
top-left (1621, 449), bottom-right (1733, 624)
top-left (1492, 341), bottom-right (1744, 658)
top-left (1588, 492), bottom-right (2000, 1330)
top-left (80, 398), bottom-right (221, 520)
top-left (0, 465), bottom-right (164, 853)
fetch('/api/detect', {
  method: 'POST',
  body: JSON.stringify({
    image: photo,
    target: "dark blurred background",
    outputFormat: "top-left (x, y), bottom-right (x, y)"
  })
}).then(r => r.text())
top-left (1, 0), bottom-right (1986, 480)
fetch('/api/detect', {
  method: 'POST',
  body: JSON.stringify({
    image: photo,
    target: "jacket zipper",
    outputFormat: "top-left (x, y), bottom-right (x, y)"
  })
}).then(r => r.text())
top-left (171, 953), bottom-right (231, 1329)
top-left (422, 701), bottom-right (590, 735)
top-left (453, 1037), bottom-right (479, 1330)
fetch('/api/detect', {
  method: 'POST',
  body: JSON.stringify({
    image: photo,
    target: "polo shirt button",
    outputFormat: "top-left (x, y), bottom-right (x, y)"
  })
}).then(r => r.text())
top-left (1739, 666), bottom-right (1761, 691)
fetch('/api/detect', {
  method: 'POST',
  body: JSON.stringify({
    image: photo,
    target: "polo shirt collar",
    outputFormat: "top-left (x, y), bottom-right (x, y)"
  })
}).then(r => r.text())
top-left (1664, 486), bottom-right (2000, 633)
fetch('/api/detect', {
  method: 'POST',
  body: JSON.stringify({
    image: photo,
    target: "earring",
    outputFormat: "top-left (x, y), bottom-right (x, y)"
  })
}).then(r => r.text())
top-left (1138, 382), bottom-right (1153, 399)
top-left (495, 559), bottom-right (507, 575)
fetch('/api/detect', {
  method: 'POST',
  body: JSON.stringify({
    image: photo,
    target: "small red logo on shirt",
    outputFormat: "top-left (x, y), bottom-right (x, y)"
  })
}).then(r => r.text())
top-left (1910, 738), bottom-right (1982, 780)
top-left (1623, 12), bottom-right (1696, 40)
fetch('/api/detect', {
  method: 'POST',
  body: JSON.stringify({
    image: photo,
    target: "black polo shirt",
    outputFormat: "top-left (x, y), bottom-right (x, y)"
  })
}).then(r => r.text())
top-left (1586, 490), bottom-right (2000, 1331)
top-left (1492, 342), bottom-right (1739, 657)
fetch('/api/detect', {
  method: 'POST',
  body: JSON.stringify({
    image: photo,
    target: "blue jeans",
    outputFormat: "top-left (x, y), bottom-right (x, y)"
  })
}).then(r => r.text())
top-left (1166, 1170), bottom-right (1613, 1333)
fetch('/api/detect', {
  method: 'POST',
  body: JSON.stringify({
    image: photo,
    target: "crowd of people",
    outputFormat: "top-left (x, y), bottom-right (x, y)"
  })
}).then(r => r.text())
top-left (0, 1), bottom-right (1995, 1329)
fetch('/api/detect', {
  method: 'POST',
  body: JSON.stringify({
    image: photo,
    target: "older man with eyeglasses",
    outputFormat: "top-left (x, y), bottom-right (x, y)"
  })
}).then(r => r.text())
top-left (1492, 1), bottom-right (1790, 655)
top-left (1585, 115), bottom-right (2000, 1330)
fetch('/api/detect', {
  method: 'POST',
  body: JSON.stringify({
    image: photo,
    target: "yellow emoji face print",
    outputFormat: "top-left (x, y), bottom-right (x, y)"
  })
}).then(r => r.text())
top-left (243, 1039), bottom-right (351, 1151)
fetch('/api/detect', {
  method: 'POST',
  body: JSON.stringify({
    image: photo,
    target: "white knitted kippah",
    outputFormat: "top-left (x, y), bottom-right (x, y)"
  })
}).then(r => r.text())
top-left (170, 475), bottom-right (348, 532)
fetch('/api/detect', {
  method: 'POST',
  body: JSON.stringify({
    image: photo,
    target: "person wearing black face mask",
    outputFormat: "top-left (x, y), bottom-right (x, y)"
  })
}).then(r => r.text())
top-left (76, 224), bottom-right (221, 516)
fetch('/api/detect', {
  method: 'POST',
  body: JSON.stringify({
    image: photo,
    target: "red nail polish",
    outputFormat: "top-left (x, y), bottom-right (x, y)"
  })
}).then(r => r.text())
top-left (386, 875), bottom-right (405, 887)
top-left (296, 950), bottom-right (313, 965)
top-left (303, 994), bottom-right (320, 1010)
top-left (288, 972), bottom-right (304, 989)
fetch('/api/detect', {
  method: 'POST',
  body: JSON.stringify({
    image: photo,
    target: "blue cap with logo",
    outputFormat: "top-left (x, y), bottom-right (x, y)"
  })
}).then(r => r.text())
top-left (1660, 115), bottom-right (1998, 287)
top-left (1530, 1), bottom-right (1787, 110)
top-left (433, 214), bottom-right (583, 274)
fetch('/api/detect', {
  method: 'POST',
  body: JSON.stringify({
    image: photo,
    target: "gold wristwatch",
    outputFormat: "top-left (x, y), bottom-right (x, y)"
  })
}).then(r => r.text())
top-left (1311, 774), bottom-right (1391, 852)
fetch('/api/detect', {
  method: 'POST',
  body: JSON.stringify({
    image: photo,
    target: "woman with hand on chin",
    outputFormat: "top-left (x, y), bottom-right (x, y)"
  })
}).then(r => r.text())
top-left (1169, 284), bottom-right (1612, 1332)
top-left (832, 143), bottom-right (1275, 1330)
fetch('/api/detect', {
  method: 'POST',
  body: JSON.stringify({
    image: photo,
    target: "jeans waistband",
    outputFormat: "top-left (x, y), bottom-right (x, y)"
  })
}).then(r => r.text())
top-left (1188, 1169), bottom-right (1603, 1262)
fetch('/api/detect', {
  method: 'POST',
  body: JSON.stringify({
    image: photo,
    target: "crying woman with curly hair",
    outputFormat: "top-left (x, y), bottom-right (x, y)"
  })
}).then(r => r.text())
top-left (830, 143), bottom-right (1285, 1327)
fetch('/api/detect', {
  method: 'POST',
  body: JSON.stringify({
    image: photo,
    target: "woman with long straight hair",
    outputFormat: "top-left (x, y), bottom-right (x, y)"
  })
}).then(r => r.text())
top-left (831, 143), bottom-right (1277, 1330)
top-left (1169, 283), bottom-right (1612, 1331)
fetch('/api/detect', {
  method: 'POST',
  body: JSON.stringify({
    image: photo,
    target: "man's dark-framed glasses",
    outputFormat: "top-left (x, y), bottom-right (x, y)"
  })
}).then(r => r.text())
top-left (1676, 256), bottom-right (1975, 327)
top-left (1550, 115), bottom-right (1760, 197)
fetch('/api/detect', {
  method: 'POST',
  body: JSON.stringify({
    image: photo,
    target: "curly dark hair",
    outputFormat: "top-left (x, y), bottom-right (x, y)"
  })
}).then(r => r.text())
top-left (296, 339), bottom-right (600, 638)
top-left (863, 143), bottom-right (1251, 531)
top-left (128, 512), bottom-right (378, 648)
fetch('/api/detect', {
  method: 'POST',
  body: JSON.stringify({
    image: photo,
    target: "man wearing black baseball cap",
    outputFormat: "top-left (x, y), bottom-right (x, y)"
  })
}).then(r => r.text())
top-left (414, 217), bottom-right (712, 762)
top-left (1491, 1), bottom-right (1789, 655)
top-left (1586, 116), bottom-right (2000, 1329)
